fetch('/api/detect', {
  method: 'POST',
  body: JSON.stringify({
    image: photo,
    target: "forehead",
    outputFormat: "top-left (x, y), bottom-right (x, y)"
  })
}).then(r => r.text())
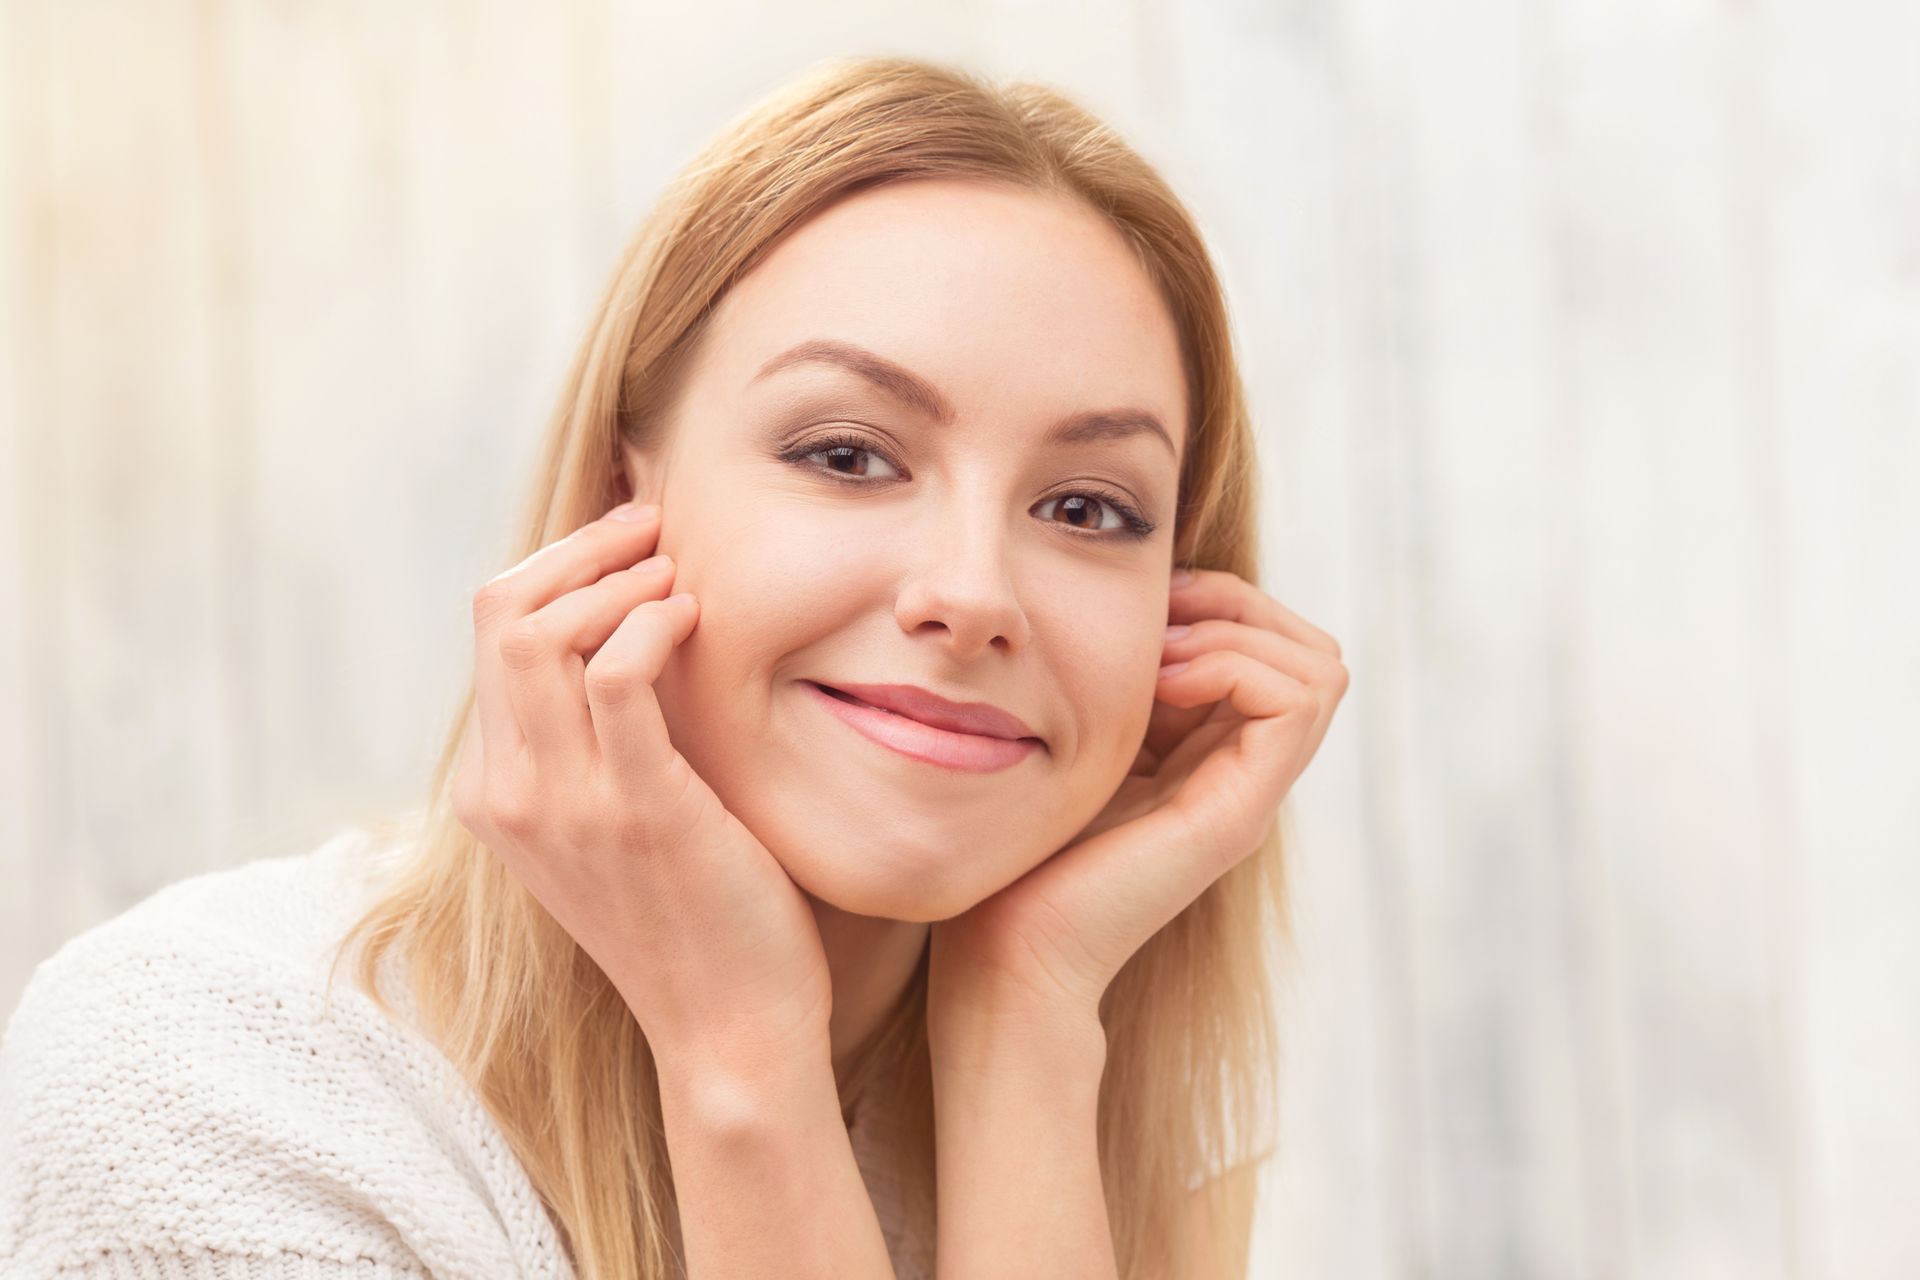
top-left (697, 178), bottom-right (1189, 455)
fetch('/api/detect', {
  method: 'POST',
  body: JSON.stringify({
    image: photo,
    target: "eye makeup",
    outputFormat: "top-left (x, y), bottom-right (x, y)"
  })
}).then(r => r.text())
top-left (772, 425), bottom-right (1160, 541)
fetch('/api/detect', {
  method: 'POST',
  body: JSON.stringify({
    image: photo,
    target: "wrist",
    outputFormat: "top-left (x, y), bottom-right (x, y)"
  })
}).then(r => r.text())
top-left (927, 979), bottom-right (1108, 1083)
top-left (649, 1015), bottom-right (835, 1103)
top-left (652, 1029), bottom-right (843, 1163)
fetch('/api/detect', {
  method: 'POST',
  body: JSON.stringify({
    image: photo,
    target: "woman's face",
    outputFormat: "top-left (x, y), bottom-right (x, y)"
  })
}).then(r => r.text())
top-left (623, 176), bottom-right (1189, 921)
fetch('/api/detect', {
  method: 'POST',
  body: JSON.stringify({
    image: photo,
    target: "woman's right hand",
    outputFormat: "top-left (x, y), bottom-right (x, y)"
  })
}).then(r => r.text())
top-left (451, 500), bottom-right (833, 1070)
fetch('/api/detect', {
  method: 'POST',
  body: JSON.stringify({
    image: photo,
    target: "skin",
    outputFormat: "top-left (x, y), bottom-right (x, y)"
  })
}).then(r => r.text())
top-left (618, 176), bottom-right (1192, 1076)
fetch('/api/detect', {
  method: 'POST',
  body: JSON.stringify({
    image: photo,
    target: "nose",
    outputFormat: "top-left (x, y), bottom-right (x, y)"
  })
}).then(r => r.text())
top-left (892, 502), bottom-right (1032, 658)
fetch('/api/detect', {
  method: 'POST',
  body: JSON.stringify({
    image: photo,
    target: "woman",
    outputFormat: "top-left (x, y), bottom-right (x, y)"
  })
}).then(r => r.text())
top-left (0, 55), bottom-right (1348, 1279)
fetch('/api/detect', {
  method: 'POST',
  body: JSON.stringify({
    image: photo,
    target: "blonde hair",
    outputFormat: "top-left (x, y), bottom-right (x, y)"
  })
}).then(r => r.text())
top-left (326, 54), bottom-right (1289, 1279)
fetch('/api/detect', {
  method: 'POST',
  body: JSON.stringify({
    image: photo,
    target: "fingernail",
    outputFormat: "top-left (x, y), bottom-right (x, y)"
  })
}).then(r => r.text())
top-left (1164, 624), bottom-right (1191, 640)
top-left (1170, 568), bottom-right (1196, 587)
top-left (1159, 661), bottom-right (1190, 677)
top-left (609, 502), bottom-right (658, 523)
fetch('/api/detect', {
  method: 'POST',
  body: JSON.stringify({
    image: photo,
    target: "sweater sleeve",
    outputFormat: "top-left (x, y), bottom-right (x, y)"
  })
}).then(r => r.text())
top-left (65, 1247), bottom-right (427, 1278)
top-left (0, 896), bottom-right (537, 1280)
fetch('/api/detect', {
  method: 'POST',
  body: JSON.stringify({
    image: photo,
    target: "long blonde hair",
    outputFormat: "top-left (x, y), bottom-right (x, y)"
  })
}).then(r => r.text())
top-left (326, 54), bottom-right (1289, 1279)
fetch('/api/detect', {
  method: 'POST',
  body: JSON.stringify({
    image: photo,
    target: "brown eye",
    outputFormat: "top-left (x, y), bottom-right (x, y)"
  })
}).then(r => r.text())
top-left (779, 431), bottom-right (1157, 542)
top-left (1035, 491), bottom-right (1156, 540)
top-left (782, 430), bottom-right (903, 480)
top-left (1039, 494), bottom-right (1119, 533)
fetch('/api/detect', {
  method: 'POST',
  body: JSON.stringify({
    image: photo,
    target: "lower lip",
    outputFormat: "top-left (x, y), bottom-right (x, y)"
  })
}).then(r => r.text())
top-left (802, 681), bottom-right (1043, 774)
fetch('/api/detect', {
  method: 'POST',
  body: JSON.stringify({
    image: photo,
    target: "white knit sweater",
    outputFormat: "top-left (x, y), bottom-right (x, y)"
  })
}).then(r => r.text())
top-left (0, 827), bottom-right (931, 1280)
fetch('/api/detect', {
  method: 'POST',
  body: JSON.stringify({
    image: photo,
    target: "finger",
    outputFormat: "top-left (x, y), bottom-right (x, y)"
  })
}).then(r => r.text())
top-left (1169, 568), bottom-right (1342, 659)
top-left (470, 503), bottom-right (662, 763)
top-left (1150, 618), bottom-right (1346, 768)
top-left (1161, 618), bottom-right (1349, 719)
top-left (1156, 647), bottom-right (1323, 838)
top-left (495, 502), bottom-right (667, 610)
top-left (503, 553), bottom-right (679, 777)
top-left (1114, 651), bottom-right (1321, 938)
top-left (1027, 649), bottom-right (1320, 978)
top-left (584, 590), bottom-right (701, 782)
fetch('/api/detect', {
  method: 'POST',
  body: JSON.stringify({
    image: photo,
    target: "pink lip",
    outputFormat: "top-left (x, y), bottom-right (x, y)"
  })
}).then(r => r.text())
top-left (816, 682), bottom-right (1039, 740)
top-left (803, 681), bottom-right (1044, 773)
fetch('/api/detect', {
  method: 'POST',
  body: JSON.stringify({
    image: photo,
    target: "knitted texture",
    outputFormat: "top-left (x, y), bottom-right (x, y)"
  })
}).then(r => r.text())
top-left (41, 1250), bottom-right (427, 1278)
top-left (0, 828), bottom-right (576, 1280)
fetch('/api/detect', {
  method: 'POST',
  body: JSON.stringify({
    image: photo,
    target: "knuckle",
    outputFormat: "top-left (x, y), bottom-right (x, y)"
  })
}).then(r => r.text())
top-left (1282, 683), bottom-right (1319, 717)
top-left (583, 657), bottom-right (648, 703)
top-left (549, 805), bottom-right (599, 860)
top-left (471, 579), bottom-right (516, 627)
top-left (483, 786), bottom-right (535, 840)
top-left (497, 618), bottom-right (552, 673)
top-left (601, 805), bottom-right (654, 857)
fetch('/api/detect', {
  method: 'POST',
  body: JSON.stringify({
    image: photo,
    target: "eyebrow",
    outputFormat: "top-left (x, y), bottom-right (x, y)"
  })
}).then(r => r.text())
top-left (750, 338), bottom-right (1179, 460)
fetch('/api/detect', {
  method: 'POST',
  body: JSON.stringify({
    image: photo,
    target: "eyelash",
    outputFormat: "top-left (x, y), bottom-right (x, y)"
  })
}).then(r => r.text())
top-left (778, 429), bottom-right (1159, 541)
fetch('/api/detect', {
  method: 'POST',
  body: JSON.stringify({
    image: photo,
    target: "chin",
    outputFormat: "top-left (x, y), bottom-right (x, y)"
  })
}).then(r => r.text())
top-left (777, 845), bottom-right (988, 923)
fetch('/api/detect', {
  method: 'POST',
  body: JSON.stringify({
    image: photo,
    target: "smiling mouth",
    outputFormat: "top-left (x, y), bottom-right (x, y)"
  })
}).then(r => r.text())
top-left (813, 683), bottom-right (916, 720)
top-left (800, 679), bottom-right (1043, 773)
top-left (806, 681), bottom-right (1040, 742)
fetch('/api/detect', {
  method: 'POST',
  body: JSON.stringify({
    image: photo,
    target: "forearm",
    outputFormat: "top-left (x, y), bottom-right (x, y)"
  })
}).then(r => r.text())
top-left (929, 996), bottom-right (1117, 1280)
top-left (655, 1032), bottom-right (896, 1279)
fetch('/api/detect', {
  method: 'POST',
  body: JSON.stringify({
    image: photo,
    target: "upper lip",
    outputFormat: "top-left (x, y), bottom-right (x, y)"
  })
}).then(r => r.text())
top-left (810, 681), bottom-right (1041, 743)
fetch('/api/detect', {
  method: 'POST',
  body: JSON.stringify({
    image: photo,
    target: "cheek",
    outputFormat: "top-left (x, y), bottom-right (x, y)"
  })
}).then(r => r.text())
top-left (1062, 666), bottom-right (1158, 788)
top-left (647, 494), bottom-right (871, 756)
top-left (678, 482), bottom-right (872, 610)
top-left (1042, 602), bottom-right (1167, 746)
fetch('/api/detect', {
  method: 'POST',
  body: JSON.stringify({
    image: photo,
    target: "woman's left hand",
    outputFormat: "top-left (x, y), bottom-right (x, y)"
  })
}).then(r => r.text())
top-left (929, 567), bottom-right (1350, 1026)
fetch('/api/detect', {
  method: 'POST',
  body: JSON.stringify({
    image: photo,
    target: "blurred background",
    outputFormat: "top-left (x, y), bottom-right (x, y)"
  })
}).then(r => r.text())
top-left (2, 1), bottom-right (1914, 1277)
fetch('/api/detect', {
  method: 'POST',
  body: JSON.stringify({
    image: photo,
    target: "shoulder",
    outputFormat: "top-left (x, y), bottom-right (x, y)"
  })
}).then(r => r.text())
top-left (63, 823), bottom-right (400, 969)
top-left (0, 826), bottom-right (571, 1279)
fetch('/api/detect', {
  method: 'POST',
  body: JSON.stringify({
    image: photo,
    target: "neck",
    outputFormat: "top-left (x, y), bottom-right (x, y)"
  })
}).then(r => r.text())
top-left (807, 893), bottom-right (930, 1089)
